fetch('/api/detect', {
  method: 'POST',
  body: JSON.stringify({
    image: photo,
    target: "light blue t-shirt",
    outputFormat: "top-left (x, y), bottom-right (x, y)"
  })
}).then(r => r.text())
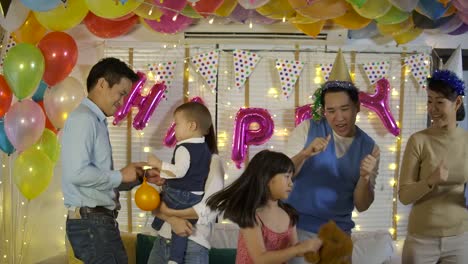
top-left (61, 98), bottom-right (122, 210)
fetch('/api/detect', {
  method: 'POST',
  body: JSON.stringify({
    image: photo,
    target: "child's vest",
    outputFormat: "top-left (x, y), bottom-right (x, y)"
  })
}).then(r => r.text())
top-left (167, 142), bottom-right (211, 192)
top-left (287, 119), bottom-right (375, 233)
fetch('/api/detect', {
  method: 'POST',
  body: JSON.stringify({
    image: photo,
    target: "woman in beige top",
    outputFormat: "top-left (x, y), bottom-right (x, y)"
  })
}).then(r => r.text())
top-left (399, 69), bottom-right (468, 264)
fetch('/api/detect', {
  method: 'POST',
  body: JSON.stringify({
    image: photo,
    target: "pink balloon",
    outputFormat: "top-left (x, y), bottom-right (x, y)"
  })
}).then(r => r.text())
top-left (113, 71), bottom-right (147, 125)
top-left (4, 100), bottom-right (45, 152)
top-left (143, 14), bottom-right (193, 34)
top-left (133, 82), bottom-right (167, 130)
top-left (358, 78), bottom-right (400, 136)
top-left (163, 96), bottom-right (205, 147)
top-left (231, 107), bottom-right (274, 168)
top-left (295, 104), bottom-right (312, 127)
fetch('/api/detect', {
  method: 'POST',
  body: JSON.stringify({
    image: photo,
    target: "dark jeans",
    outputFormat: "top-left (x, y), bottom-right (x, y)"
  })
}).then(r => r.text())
top-left (151, 186), bottom-right (203, 264)
top-left (66, 212), bottom-right (127, 264)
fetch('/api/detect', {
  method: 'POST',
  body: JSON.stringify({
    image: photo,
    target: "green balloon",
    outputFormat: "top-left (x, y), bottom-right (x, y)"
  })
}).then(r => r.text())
top-left (181, 4), bottom-right (203, 19)
top-left (33, 129), bottom-right (60, 163)
top-left (3, 43), bottom-right (45, 100)
top-left (14, 147), bottom-right (54, 200)
top-left (375, 6), bottom-right (410, 25)
top-left (346, 0), bottom-right (367, 8)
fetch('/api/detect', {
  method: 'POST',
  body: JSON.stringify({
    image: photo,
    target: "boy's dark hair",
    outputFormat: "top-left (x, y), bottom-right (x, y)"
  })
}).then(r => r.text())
top-left (87, 57), bottom-right (139, 93)
top-left (427, 79), bottom-right (466, 121)
top-left (175, 102), bottom-right (218, 154)
top-left (320, 83), bottom-right (360, 108)
top-left (207, 150), bottom-right (297, 228)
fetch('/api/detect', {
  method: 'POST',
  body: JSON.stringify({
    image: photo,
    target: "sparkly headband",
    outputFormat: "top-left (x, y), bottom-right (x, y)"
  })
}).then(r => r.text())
top-left (322, 80), bottom-right (356, 91)
top-left (428, 70), bottom-right (465, 96)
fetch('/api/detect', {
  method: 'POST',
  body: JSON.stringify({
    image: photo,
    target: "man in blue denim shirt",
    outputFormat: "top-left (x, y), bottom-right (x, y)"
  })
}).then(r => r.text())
top-left (61, 58), bottom-right (158, 264)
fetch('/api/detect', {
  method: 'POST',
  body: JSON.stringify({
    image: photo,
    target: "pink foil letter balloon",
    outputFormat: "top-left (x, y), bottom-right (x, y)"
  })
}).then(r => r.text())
top-left (231, 107), bottom-right (274, 168)
top-left (359, 78), bottom-right (400, 136)
top-left (295, 104), bottom-right (312, 127)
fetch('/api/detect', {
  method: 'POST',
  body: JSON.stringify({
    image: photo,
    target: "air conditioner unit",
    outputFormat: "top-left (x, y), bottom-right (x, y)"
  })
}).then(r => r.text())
top-left (182, 22), bottom-right (348, 45)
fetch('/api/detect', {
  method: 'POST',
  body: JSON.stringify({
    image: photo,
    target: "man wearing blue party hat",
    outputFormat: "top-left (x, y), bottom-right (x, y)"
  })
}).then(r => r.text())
top-left (399, 46), bottom-right (468, 263)
top-left (286, 49), bottom-right (380, 264)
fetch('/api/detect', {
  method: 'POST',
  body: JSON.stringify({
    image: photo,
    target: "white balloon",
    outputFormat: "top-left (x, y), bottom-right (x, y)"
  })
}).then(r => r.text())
top-left (0, 0), bottom-right (29, 32)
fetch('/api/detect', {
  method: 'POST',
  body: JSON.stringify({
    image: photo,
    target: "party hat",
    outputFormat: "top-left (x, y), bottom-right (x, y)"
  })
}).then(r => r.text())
top-left (442, 45), bottom-right (463, 79)
top-left (328, 49), bottom-right (353, 83)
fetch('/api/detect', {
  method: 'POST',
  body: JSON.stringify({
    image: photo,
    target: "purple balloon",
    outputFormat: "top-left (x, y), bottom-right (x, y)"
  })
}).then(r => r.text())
top-left (133, 82), bottom-right (167, 130)
top-left (113, 71), bottom-right (147, 126)
top-left (458, 11), bottom-right (468, 25)
top-left (4, 100), bottom-right (45, 152)
top-left (229, 4), bottom-right (276, 24)
top-left (144, 14), bottom-right (193, 34)
top-left (453, 0), bottom-right (468, 13)
top-left (163, 96), bottom-right (205, 147)
top-left (448, 23), bottom-right (468, 35)
top-left (358, 78), bottom-right (400, 137)
top-left (231, 107), bottom-right (274, 169)
top-left (430, 14), bottom-right (464, 33)
top-left (295, 104), bottom-right (312, 127)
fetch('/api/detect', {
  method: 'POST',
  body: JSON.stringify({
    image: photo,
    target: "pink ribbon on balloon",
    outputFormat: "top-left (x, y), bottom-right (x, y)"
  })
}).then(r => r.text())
top-left (359, 78), bottom-right (400, 136)
top-left (163, 96), bottom-right (206, 147)
top-left (231, 107), bottom-right (274, 169)
top-left (113, 71), bottom-right (167, 130)
top-left (295, 104), bottom-right (312, 127)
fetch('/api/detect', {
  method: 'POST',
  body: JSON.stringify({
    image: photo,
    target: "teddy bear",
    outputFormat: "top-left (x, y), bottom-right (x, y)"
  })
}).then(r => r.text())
top-left (304, 220), bottom-right (353, 264)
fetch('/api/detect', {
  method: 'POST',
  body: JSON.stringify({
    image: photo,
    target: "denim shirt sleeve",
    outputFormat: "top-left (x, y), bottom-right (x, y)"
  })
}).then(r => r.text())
top-left (61, 113), bottom-right (122, 191)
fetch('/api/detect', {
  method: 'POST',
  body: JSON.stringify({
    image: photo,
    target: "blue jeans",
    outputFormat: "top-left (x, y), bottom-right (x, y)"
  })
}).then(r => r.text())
top-left (66, 213), bottom-right (127, 264)
top-left (151, 186), bottom-right (203, 263)
top-left (147, 235), bottom-right (209, 264)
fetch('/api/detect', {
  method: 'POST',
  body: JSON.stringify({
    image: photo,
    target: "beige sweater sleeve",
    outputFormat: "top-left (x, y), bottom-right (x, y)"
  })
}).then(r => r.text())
top-left (398, 135), bottom-right (434, 205)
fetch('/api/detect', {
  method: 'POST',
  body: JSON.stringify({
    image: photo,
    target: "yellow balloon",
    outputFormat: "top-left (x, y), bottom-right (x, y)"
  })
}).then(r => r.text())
top-left (293, 20), bottom-right (326, 38)
top-left (215, 0), bottom-right (237, 17)
top-left (352, 0), bottom-right (392, 19)
top-left (14, 148), bottom-right (54, 200)
top-left (257, 0), bottom-right (295, 20)
top-left (34, 0), bottom-right (88, 31)
top-left (12, 12), bottom-right (47, 44)
top-left (134, 0), bottom-right (163, 20)
top-left (33, 129), bottom-right (60, 163)
top-left (332, 6), bottom-right (371, 30)
top-left (377, 16), bottom-right (413, 36)
top-left (135, 179), bottom-right (160, 211)
top-left (288, 13), bottom-right (320, 24)
top-left (393, 27), bottom-right (423, 45)
top-left (289, 0), bottom-right (347, 19)
top-left (86, 0), bottom-right (141, 19)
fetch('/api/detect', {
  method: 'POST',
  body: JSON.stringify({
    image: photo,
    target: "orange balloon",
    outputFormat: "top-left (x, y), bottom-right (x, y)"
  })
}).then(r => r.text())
top-left (135, 179), bottom-right (160, 211)
top-left (293, 20), bottom-right (326, 37)
top-left (12, 12), bottom-right (47, 44)
top-left (289, 0), bottom-right (347, 19)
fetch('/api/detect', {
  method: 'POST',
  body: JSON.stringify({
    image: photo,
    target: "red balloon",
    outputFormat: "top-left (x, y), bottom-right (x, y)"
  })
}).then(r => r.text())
top-left (37, 100), bottom-right (58, 134)
top-left (191, 0), bottom-right (224, 17)
top-left (84, 12), bottom-right (138, 38)
top-left (37, 32), bottom-right (78, 86)
top-left (0, 75), bottom-right (13, 118)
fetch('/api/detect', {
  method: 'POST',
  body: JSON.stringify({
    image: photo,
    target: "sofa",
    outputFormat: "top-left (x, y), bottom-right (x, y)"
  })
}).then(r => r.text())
top-left (65, 223), bottom-right (399, 264)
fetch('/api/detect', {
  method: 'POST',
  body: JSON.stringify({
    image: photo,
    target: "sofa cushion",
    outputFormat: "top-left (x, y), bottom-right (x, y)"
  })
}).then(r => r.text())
top-left (136, 233), bottom-right (237, 264)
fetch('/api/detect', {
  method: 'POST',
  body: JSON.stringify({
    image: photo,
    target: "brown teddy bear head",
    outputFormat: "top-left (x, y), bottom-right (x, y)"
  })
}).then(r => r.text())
top-left (304, 220), bottom-right (353, 264)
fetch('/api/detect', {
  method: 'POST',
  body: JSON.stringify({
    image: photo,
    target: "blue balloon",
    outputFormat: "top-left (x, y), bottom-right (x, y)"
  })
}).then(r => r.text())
top-left (348, 21), bottom-right (380, 39)
top-left (32, 80), bottom-right (48, 102)
top-left (0, 119), bottom-right (15, 155)
top-left (417, 0), bottom-right (449, 20)
top-left (20, 0), bottom-right (62, 12)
